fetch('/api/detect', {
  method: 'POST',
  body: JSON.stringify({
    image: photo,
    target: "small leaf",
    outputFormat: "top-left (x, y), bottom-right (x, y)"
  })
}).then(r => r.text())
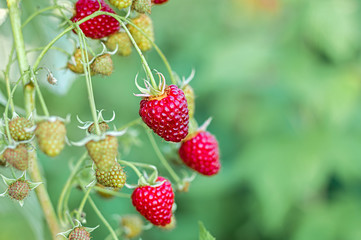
top-left (199, 221), bottom-right (215, 240)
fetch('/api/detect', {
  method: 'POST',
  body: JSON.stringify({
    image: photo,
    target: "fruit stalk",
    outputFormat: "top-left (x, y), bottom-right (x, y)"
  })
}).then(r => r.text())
top-left (7, 0), bottom-right (61, 238)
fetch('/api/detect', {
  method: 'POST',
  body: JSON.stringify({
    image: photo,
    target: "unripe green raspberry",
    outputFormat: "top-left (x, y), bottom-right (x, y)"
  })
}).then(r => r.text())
top-left (182, 84), bottom-right (195, 119)
top-left (121, 214), bottom-right (144, 239)
top-left (109, 0), bottom-right (132, 9)
top-left (96, 162), bottom-right (126, 189)
top-left (105, 32), bottom-right (132, 56)
top-left (67, 48), bottom-right (93, 74)
top-left (128, 14), bottom-right (154, 52)
top-left (8, 180), bottom-right (30, 201)
top-left (35, 119), bottom-right (66, 157)
top-left (132, 0), bottom-right (151, 14)
top-left (8, 117), bottom-right (34, 141)
top-left (88, 122), bottom-right (110, 134)
top-left (86, 135), bottom-right (118, 171)
top-left (68, 227), bottom-right (91, 240)
top-left (3, 144), bottom-right (29, 171)
top-left (90, 54), bottom-right (113, 76)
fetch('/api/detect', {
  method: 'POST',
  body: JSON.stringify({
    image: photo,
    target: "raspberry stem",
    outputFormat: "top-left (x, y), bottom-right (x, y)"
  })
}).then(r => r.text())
top-left (77, 187), bottom-right (92, 220)
top-left (145, 130), bottom-right (181, 184)
top-left (118, 20), bottom-right (157, 89)
top-left (30, 68), bottom-right (50, 117)
top-left (57, 151), bottom-right (88, 225)
top-left (77, 29), bottom-right (102, 135)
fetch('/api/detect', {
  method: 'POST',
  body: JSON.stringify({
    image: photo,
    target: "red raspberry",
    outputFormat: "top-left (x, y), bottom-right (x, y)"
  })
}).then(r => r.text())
top-left (131, 177), bottom-right (174, 226)
top-left (179, 131), bottom-right (220, 176)
top-left (152, 0), bottom-right (168, 4)
top-left (71, 0), bottom-right (120, 39)
top-left (139, 85), bottom-right (189, 142)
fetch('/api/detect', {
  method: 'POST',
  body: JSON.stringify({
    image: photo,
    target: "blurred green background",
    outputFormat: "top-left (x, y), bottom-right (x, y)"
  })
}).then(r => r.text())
top-left (2, 0), bottom-right (361, 239)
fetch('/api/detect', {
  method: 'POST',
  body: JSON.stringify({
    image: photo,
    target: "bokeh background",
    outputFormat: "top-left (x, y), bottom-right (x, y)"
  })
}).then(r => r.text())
top-left (2, 0), bottom-right (361, 239)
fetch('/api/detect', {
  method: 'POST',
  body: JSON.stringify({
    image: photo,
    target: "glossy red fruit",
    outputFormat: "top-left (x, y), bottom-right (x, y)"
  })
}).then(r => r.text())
top-left (139, 85), bottom-right (189, 142)
top-left (71, 0), bottom-right (120, 39)
top-left (152, 0), bottom-right (168, 4)
top-left (131, 177), bottom-right (174, 226)
top-left (179, 131), bottom-right (220, 176)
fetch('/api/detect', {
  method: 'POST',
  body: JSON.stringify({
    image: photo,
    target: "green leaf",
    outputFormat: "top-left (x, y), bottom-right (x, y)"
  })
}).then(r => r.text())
top-left (199, 221), bottom-right (215, 240)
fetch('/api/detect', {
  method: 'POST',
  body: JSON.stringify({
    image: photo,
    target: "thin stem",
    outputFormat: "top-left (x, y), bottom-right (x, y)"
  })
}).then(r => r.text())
top-left (118, 20), bottom-right (156, 88)
top-left (4, 72), bottom-right (15, 113)
top-left (86, 193), bottom-right (119, 240)
top-left (118, 159), bottom-right (143, 178)
top-left (77, 187), bottom-right (91, 220)
top-left (57, 152), bottom-right (88, 225)
top-left (77, 29), bottom-right (101, 135)
top-left (120, 16), bottom-right (176, 85)
top-left (117, 118), bottom-right (141, 131)
top-left (92, 185), bottom-right (131, 198)
top-left (22, 5), bottom-right (64, 28)
top-left (30, 69), bottom-right (49, 117)
top-left (145, 130), bottom-right (181, 183)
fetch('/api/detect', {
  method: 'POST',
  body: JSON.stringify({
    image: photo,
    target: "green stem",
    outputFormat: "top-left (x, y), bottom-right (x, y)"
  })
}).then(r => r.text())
top-left (4, 72), bottom-right (15, 113)
top-left (30, 69), bottom-right (49, 117)
top-left (57, 152), bottom-right (88, 225)
top-left (117, 118), bottom-right (141, 131)
top-left (86, 193), bottom-right (119, 240)
top-left (146, 130), bottom-right (181, 183)
top-left (120, 17), bottom-right (176, 85)
top-left (92, 185), bottom-right (131, 198)
top-left (118, 159), bottom-right (143, 178)
top-left (118, 21), bottom-right (156, 88)
top-left (77, 187), bottom-right (91, 220)
top-left (77, 29), bottom-right (101, 135)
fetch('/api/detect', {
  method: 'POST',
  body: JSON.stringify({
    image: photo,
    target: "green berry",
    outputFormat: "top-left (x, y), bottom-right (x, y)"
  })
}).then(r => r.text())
top-left (8, 117), bottom-right (34, 141)
top-left (96, 162), bottom-right (126, 188)
top-left (68, 227), bottom-right (91, 240)
top-left (105, 32), bottom-right (132, 56)
top-left (3, 144), bottom-right (29, 171)
top-left (90, 54), bottom-right (113, 76)
top-left (8, 180), bottom-right (30, 201)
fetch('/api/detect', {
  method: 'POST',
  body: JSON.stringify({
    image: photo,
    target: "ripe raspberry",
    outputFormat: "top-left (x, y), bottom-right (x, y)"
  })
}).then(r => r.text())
top-left (68, 227), bottom-right (91, 240)
top-left (121, 215), bottom-right (144, 238)
top-left (179, 131), bottom-right (220, 176)
top-left (128, 14), bottom-right (154, 52)
top-left (90, 54), bottom-right (113, 76)
top-left (86, 135), bottom-right (118, 171)
top-left (131, 176), bottom-right (174, 226)
top-left (95, 162), bottom-right (126, 188)
top-left (8, 117), bottom-right (33, 141)
top-left (8, 180), bottom-right (30, 201)
top-left (67, 48), bottom-right (93, 74)
top-left (105, 32), bottom-right (132, 56)
top-left (109, 0), bottom-right (132, 9)
top-left (139, 85), bottom-right (189, 142)
top-left (182, 84), bottom-right (195, 119)
top-left (3, 144), bottom-right (29, 171)
top-left (152, 0), bottom-right (168, 4)
top-left (71, 0), bottom-right (120, 39)
top-left (87, 122), bottom-right (110, 134)
top-left (35, 120), bottom-right (66, 157)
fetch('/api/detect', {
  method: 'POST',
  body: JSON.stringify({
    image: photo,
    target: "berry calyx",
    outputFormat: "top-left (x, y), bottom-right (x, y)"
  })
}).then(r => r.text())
top-left (131, 176), bottom-right (174, 226)
top-left (71, 0), bottom-right (120, 39)
top-left (179, 131), bottom-right (220, 176)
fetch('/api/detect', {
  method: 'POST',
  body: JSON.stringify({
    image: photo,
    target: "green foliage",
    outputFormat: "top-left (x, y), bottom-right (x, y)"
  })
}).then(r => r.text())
top-left (199, 222), bottom-right (215, 240)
